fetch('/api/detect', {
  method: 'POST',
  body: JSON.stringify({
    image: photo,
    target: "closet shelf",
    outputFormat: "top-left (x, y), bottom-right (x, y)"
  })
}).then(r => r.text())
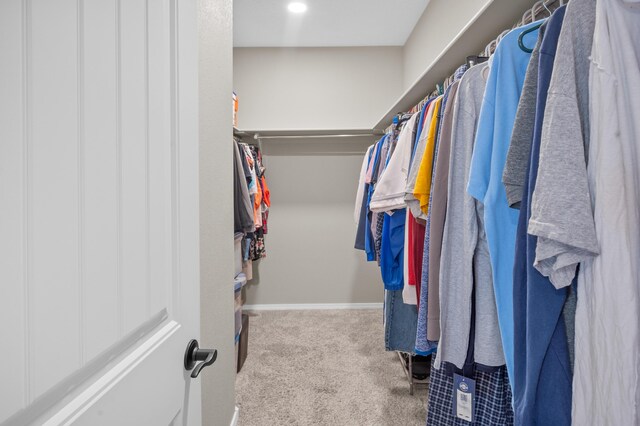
top-left (373, 0), bottom-right (539, 130)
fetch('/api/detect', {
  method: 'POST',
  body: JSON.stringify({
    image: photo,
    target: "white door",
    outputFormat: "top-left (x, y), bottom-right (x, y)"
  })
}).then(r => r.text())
top-left (0, 0), bottom-right (206, 424)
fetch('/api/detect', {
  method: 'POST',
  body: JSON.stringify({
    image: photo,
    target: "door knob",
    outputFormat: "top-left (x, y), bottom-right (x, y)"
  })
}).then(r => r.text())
top-left (184, 339), bottom-right (217, 378)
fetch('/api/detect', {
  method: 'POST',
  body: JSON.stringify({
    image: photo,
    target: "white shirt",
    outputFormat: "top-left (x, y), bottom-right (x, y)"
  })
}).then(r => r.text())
top-left (369, 113), bottom-right (419, 213)
top-left (354, 145), bottom-right (374, 224)
top-left (572, 1), bottom-right (640, 423)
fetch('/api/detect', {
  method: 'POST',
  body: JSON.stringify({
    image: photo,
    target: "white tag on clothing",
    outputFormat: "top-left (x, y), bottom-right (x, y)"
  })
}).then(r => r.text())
top-left (453, 373), bottom-right (475, 422)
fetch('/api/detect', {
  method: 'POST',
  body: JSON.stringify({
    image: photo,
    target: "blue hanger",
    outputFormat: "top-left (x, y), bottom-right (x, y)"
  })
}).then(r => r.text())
top-left (518, 22), bottom-right (543, 53)
top-left (519, 0), bottom-right (553, 53)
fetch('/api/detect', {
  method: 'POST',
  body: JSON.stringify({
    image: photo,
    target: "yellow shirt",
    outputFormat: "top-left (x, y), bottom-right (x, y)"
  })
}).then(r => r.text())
top-left (413, 96), bottom-right (442, 216)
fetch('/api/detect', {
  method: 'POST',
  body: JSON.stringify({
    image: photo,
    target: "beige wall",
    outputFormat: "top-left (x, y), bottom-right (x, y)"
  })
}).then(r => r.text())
top-left (233, 2), bottom-right (500, 130)
top-left (198, 0), bottom-right (236, 424)
top-left (234, 0), bottom-right (540, 308)
top-left (402, 0), bottom-right (491, 90)
top-left (233, 47), bottom-right (403, 131)
top-left (243, 138), bottom-right (384, 306)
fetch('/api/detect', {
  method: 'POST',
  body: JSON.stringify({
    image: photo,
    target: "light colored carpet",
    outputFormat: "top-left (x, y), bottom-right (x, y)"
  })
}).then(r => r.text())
top-left (236, 309), bottom-right (428, 426)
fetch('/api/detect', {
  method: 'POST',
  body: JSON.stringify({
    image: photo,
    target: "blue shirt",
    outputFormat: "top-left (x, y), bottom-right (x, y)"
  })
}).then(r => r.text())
top-left (380, 209), bottom-right (406, 290)
top-left (467, 20), bottom-right (541, 388)
top-left (513, 8), bottom-right (572, 425)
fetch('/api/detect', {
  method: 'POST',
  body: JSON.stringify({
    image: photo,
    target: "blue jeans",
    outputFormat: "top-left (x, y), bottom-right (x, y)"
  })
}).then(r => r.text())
top-left (384, 289), bottom-right (418, 353)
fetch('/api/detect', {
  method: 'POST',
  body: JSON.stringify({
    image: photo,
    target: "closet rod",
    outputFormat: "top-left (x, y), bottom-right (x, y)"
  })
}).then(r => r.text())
top-left (252, 133), bottom-right (382, 140)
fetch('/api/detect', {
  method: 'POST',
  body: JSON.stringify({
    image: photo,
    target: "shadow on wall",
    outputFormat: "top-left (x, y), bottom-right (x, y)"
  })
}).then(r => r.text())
top-left (242, 259), bottom-right (261, 302)
top-left (350, 254), bottom-right (384, 304)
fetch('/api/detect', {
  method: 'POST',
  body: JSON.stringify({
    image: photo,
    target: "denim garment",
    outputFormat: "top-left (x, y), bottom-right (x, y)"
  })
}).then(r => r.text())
top-left (512, 7), bottom-right (572, 426)
top-left (384, 289), bottom-right (418, 353)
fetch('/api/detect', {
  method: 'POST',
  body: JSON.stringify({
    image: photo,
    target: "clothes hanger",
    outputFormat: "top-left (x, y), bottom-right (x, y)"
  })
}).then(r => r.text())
top-left (489, 39), bottom-right (498, 55)
top-left (467, 55), bottom-right (489, 68)
top-left (518, 0), bottom-right (552, 53)
top-left (496, 29), bottom-right (511, 48)
top-left (518, 23), bottom-right (542, 53)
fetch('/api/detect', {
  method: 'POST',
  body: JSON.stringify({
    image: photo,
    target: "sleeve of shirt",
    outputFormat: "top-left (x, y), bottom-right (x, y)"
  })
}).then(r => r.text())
top-left (528, 91), bottom-right (599, 289)
top-left (355, 146), bottom-right (373, 223)
top-left (503, 44), bottom-right (541, 209)
top-left (467, 68), bottom-right (497, 204)
top-left (389, 210), bottom-right (406, 261)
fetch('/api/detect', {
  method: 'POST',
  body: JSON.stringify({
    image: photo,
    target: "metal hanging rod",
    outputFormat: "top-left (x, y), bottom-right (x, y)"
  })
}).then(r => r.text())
top-left (252, 133), bottom-right (382, 140)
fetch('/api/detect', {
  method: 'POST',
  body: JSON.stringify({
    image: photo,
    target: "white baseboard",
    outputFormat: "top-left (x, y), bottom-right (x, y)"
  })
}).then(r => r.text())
top-left (230, 406), bottom-right (240, 426)
top-left (243, 303), bottom-right (383, 311)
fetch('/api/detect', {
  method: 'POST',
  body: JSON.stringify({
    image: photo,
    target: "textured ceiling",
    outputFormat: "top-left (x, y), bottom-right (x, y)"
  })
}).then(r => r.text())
top-left (234, 0), bottom-right (430, 47)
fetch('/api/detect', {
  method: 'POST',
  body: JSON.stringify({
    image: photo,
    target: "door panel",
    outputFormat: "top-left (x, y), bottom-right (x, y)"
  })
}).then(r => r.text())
top-left (0, 0), bottom-right (201, 424)
top-left (0, 0), bottom-right (27, 420)
top-left (44, 319), bottom-right (185, 426)
top-left (30, 0), bottom-right (81, 399)
top-left (82, 0), bottom-right (120, 361)
top-left (120, 0), bottom-right (152, 336)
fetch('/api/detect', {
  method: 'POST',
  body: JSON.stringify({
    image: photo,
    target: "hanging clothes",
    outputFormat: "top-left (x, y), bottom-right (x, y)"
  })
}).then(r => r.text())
top-left (405, 100), bottom-right (436, 221)
top-left (233, 140), bottom-right (255, 234)
top-left (529, 0), bottom-right (640, 423)
top-left (528, 0), bottom-right (596, 295)
top-left (354, 145), bottom-right (374, 224)
top-left (526, 1), bottom-right (597, 421)
top-left (376, 118), bottom-right (420, 354)
top-left (403, 103), bottom-right (435, 305)
top-left (510, 8), bottom-right (575, 426)
top-left (354, 144), bottom-right (375, 251)
top-left (376, 116), bottom-right (418, 290)
top-left (413, 98), bottom-right (443, 217)
top-left (351, 0), bottom-right (640, 423)
top-left (414, 92), bottom-right (446, 356)
top-left (373, 137), bottom-right (393, 263)
top-left (426, 78), bottom-right (461, 342)
top-left (510, 7), bottom-right (574, 426)
top-left (233, 140), bottom-right (271, 267)
top-left (466, 20), bottom-right (542, 388)
top-left (370, 113), bottom-right (419, 213)
top-left (426, 356), bottom-right (514, 425)
top-left (363, 137), bottom-right (385, 261)
top-left (436, 62), bottom-right (504, 371)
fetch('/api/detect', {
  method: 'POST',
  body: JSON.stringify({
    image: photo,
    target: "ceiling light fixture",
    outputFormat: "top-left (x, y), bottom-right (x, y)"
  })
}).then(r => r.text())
top-left (287, 2), bottom-right (307, 13)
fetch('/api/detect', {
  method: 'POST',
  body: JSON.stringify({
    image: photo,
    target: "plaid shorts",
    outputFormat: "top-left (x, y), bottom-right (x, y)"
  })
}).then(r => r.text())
top-left (426, 357), bottom-right (514, 425)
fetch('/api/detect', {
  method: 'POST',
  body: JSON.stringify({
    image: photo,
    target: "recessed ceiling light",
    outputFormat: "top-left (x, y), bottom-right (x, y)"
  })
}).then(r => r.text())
top-left (287, 2), bottom-right (307, 13)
